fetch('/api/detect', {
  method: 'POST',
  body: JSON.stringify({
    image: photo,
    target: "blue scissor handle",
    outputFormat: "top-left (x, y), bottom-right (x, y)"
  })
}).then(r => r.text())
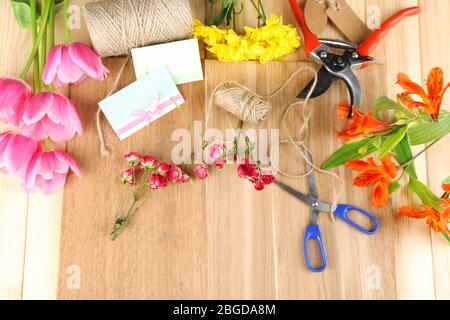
top-left (304, 224), bottom-right (327, 272)
top-left (334, 204), bottom-right (379, 235)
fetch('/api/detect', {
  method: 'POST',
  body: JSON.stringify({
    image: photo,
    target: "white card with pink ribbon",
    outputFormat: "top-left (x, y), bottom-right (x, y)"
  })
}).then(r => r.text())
top-left (99, 67), bottom-right (185, 140)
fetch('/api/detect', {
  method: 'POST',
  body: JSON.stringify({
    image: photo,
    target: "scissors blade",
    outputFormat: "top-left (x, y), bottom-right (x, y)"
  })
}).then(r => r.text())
top-left (274, 180), bottom-right (316, 207)
top-left (298, 66), bottom-right (336, 99)
top-left (310, 208), bottom-right (320, 225)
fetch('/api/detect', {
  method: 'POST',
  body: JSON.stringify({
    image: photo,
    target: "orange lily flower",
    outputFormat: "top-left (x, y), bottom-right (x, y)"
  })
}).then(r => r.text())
top-left (399, 201), bottom-right (450, 234)
top-left (397, 67), bottom-right (450, 121)
top-left (336, 102), bottom-right (389, 142)
top-left (346, 155), bottom-right (398, 209)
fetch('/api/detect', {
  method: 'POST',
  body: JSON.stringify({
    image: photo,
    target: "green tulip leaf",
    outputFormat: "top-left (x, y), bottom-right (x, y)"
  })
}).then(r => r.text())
top-left (11, 0), bottom-right (40, 29)
top-left (408, 177), bottom-right (443, 212)
top-left (393, 135), bottom-right (417, 179)
top-left (408, 111), bottom-right (450, 145)
top-left (322, 138), bottom-right (379, 170)
top-left (378, 126), bottom-right (407, 160)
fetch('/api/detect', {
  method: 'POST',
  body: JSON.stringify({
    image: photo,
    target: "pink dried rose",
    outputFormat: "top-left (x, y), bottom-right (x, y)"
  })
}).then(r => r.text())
top-left (0, 77), bottom-right (32, 127)
top-left (157, 162), bottom-right (170, 176)
top-left (209, 143), bottom-right (225, 169)
top-left (124, 152), bottom-right (142, 166)
top-left (141, 155), bottom-right (158, 171)
top-left (150, 173), bottom-right (168, 190)
top-left (120, 169), bottom-right (134, 185)
top-left (181, 174), bottom-right (190, 183)
top-left (0, 131), bottom-right (40, 178)
top-left (237, 159), bottom-right (258, 179)
top-left (193, 164), bottom-right (209, 180)
top-left (43, 42), bottom-right (109, 88)
top-left (260, 171), bottom-right (275, 186)
top-left (24, 149), bottom-right (81, 194)
top-left (21, 92), bottom-right (83, 142)
top-left (167, 165), bottom-right (182, 183)
top-left (254, 179), bottom-right (266, 191)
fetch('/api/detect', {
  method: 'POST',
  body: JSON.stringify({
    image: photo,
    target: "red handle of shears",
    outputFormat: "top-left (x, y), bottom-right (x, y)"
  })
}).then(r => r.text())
top-left (358, 7), bottom-right (420, 63)
top-left (289, 0), bottom-right (321, 57)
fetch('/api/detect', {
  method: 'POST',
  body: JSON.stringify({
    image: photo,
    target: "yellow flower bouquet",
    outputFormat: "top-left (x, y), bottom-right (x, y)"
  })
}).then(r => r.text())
top-left (194, 14), bottom-right (301, 64)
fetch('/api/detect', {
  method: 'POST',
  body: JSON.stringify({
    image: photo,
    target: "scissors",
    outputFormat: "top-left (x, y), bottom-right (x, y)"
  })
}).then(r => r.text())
top-left (288, 0), bottom-right (419, 118)
top-left (275, 152), bottom-right (379, 273)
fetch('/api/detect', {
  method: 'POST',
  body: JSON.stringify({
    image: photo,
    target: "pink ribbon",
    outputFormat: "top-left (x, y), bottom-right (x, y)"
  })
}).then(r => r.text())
top-left (116, 94), bottom-right (183, 138)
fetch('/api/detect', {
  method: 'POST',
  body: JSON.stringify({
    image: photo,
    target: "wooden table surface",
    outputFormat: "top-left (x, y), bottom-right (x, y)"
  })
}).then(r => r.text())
top-left (0, 0), bottom-right (449, 300)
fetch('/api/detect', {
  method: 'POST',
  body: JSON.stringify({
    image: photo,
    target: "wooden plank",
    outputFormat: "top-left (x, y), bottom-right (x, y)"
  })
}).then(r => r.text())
top-left (365, 0), bottom-right (435, 300)
top-left (0, 1), bottom-right (33, 300)
top-left (418, 0), bottom-right (450, 300)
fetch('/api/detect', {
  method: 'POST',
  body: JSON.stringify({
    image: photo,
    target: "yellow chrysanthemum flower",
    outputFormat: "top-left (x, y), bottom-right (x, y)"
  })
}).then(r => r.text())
top-left (193, 15), bottom-right (301, 64)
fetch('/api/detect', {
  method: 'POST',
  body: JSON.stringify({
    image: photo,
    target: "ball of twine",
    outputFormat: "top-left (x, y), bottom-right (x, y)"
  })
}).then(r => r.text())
top-left (212, 82), bottom-right (272, 125)
top-left (84, 0), bottom-right (194, 58)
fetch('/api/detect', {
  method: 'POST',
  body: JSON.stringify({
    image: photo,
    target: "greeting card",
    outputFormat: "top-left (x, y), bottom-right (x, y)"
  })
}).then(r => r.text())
top-left (99, 67), bottom-right (185, 140)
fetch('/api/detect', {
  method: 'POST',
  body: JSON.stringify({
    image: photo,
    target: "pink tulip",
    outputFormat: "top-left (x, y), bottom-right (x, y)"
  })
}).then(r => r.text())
top-left (0, 131), bottom-right (40, 178)
top-left (157, 163), bottom-right (170, 176)
top-left (21, 92), bottom-right (83, 142)
top-left (43, 42), bottom-right (109, 88)
top-left (0, 77), bottom-right (32, 127)
top-left (24, 149), bottom-right (81, 194)
top-left (120, 169), bottom-right (134, 185)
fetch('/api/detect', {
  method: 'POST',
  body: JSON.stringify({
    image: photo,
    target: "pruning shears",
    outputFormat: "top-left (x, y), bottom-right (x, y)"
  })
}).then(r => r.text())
top-left (275, 151), bottom-right (379, 273)
top-left (288, 0), bottom-right (420, 118)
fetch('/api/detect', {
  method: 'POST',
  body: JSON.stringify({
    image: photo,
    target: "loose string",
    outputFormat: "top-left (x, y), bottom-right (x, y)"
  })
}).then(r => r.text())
top-left (315, 0), bottom-right (341, 11)
top-left (207, 67), bottom-right (343, 220)
top-left (96, 56), bottom-right (130, 157)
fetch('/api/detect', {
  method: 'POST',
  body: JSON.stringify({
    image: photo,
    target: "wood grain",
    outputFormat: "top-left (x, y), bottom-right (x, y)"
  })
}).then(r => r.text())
top-left (0, 0), bottom-right (449, 300)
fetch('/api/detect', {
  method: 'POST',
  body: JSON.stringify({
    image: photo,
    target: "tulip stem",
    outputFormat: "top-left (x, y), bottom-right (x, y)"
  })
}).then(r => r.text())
top-left (63, 0), bottom-right (71, 43)
top-left (49, 0), bottom-right (55, 49)
top-left (30, 0), bottom-right (40, 92)
top-left (19, 0), bottom-right (52, 81)
top-left (40, 0), bottom-right (48, 91)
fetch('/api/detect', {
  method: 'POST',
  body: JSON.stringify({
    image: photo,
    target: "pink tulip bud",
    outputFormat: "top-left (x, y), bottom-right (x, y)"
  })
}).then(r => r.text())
top-left (24, 149), bottom-right (81, 194)
top-left (43, 42), bottom-right (109, 88)
top-left (0, 77), bottom-right (32, 127)
top-left (0, 131), bottom-right (40, 178)
top-left (21, 92), bottom-right (83, 142)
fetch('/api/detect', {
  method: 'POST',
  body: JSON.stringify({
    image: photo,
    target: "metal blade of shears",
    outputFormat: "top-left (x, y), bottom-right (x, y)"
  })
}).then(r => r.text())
top-left (274, 180), bottom-right (317, 208)
top-left (298, 66), bottom-right (336, 99)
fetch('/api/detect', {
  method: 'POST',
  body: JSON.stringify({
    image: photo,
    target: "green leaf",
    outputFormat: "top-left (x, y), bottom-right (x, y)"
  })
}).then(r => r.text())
top-left (443, 233), bottom-right (450, 246)
top-left (393, 135), bottom-right (417, 179)
top-left (389, 180), bottom-right (401, 194)
top-left (11, 0), bottom-right (39, 29)
top-left (378, 126), bottom-right (407, 159)
top-left (408, 178), bottom-right (443, 212)
top-left (408, 111), bottom-right (450, 145)
top-left (441, 176), bottom-right (450, 185)
top-left (374, 96), bottom-right (413, 119)
top-left (322, 138), bottom-right (379, 170)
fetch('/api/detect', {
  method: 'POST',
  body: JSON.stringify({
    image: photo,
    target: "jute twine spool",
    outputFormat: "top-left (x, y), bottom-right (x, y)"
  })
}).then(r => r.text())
top-left (84, 0), bottom-right (194, 58)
